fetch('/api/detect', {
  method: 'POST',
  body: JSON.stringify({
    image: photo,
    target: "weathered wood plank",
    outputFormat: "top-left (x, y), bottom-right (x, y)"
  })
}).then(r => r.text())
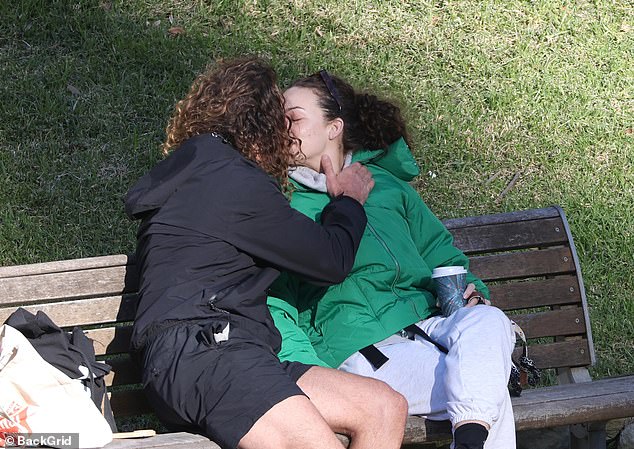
top-left (512, 375), bottom-right (634, 405)
top-left (443, 207), bottom-right (560, 230)
top-left (511, 376), bottom-right (634, 430)
top-left (0, 254), bottom-right (132, 279)
top-left (0, 266), bottom-right (137, 305)
top-left (511, 339), bottom-right (591, 370)
top-left (451, 218), bottom-right (567, 255)
top-left (510, 307), bottom-right (586, 339)
top-left (0, 294), bottom-right (137, 326)
top-left (469, 247), bottom-right (575, 282)
top-left (488, 275), bottom-right (582, 311)
top-left (86, 325), bottom-right (133, 356)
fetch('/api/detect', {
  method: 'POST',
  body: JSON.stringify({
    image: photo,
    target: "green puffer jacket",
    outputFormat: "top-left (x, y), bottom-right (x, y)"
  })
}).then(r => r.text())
top-left (267, 138), bottom-right (489, 368)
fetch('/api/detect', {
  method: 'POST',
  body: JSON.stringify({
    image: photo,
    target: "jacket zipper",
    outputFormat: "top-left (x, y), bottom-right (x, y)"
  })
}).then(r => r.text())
top-left (367, 222), bottom-right (403, 299)
top-left (208, 299), bottom-right (230, 315)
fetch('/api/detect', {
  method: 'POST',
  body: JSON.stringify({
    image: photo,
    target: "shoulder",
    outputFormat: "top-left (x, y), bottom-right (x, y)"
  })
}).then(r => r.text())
top-left (180, 134), bottom-right (276, 187)
top-left (179, 133), bottom-right (241, 162)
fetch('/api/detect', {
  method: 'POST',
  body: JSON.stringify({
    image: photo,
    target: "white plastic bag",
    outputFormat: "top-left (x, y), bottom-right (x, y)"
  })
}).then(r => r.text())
top-left (0, 324), bottom-right (112, 448)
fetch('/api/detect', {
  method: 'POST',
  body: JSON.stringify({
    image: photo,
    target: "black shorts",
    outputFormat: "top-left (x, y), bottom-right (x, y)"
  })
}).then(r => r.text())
top-left (141, 322), bottom-right (312, 449)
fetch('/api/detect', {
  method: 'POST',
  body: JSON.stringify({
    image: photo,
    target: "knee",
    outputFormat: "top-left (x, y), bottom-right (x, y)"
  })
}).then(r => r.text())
top-left (472, 306), bottom-right (515, 348)
top-left (392, 389), bottom-right (409, 422)
top-left (472, 306), bottom-right (509, 330)
top-left (340, 377), bottom-right (407, 446)
top-left (366, 378), bottom-right (408, 425)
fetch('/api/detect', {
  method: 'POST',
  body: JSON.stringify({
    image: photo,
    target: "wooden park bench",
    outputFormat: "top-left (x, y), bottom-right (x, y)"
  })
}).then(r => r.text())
top-left (1, 205), bottom-right (632, 449)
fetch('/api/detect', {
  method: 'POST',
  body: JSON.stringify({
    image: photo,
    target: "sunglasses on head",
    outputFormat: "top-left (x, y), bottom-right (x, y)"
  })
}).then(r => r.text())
top-left (318, 70), bottom-right (343, 112)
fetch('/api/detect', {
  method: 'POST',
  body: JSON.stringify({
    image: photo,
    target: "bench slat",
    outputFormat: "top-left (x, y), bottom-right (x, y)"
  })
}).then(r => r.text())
top-left (0, 295), bottom-right (137, 326)
top-left (0, 266), bottom-right (137, 305)
top-left (470, 247), bottom-right (575, 281)
top-left (516, 339), bottom-right (591, 369)
top-left (451, 218), bottom-right (567, 255)
top-left (511, 307), bottom-right (586, 339)
top-left (87, 326), bottom-right (133, 356)
top-left (0, 255), bottom-right (131, 279)
top-left (513, 375), bottom-right (634, 405)
top-left (443, 207), bottom-right (560, 230)
top-left (511, 375), bottom-right (634, 430)
top-left (488, 275), bottom-right (581, 310)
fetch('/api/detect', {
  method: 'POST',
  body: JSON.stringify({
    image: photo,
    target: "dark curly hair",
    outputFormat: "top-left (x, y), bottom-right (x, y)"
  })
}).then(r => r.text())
top-left (163, 57), bottom-right (296, 190)
top-left (289, 72), bottom-right (410, 153)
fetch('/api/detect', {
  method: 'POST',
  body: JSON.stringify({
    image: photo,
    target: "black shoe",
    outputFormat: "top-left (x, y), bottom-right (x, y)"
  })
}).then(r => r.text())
top-left (454, 423), bottom-right (488, 449)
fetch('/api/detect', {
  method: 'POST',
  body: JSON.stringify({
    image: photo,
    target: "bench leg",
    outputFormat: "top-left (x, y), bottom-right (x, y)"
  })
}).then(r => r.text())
top-left (569, 422), bottom-right (607, 449)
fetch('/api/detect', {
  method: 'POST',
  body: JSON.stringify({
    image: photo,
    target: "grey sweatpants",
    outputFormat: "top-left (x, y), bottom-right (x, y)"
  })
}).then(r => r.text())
top-left (338, 305), bottom-right (517, 449)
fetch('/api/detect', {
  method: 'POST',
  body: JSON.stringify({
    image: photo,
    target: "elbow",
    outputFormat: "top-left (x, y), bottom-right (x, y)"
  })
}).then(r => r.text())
top-left (308, 261), bottom-right (351, 286)
top-left (326, 257), bottom-right (355, 284)
top-left (327, 270), bottom-right (348, 285)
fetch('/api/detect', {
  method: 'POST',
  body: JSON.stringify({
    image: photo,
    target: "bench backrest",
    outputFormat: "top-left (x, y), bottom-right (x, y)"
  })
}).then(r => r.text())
top-left (0, 206), bottom-right (594, 418)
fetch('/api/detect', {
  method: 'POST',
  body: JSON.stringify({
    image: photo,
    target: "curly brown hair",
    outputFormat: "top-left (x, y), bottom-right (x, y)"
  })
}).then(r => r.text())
top-left (162, 57), bottom-right (296, 190)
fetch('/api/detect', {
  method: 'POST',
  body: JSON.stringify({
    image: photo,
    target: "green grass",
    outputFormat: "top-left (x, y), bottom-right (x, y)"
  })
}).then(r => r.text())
top-left (1, 0), bottom-right (632, 379)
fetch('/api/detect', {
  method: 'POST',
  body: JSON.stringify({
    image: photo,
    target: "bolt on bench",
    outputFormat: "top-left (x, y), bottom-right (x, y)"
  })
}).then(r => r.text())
top-left (1, 206), bottom-right (632, 449)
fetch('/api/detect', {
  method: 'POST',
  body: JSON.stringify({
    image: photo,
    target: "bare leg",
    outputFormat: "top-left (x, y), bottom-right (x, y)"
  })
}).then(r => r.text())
top-left (297, 366), bottom-right (407, 449)
top-left (238, 394), bottom-right (345, 449)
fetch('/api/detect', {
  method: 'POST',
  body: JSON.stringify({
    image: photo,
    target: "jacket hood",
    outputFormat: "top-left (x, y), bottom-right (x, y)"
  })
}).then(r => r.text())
top-left (125, 134), bottom-right (234, 219)
top-left (289, 137), bottom-right (419, 191)
top-left (352, 137), bottom-right (420, 181)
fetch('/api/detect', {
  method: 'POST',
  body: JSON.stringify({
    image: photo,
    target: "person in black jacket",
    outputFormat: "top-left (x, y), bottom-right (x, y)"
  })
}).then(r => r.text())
top-left (125, 57), bottom-right (407, 449)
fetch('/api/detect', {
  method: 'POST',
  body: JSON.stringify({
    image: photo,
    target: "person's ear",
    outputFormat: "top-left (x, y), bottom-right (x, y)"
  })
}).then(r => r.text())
top-left (328, 118), bottom-right (344, 141)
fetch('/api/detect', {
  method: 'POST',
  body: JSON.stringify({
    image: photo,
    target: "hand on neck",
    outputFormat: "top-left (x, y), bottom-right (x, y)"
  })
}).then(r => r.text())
top-left (310, 147), bottom-right (344, 174)
top-left (324, 148), bottom-right (345, 174)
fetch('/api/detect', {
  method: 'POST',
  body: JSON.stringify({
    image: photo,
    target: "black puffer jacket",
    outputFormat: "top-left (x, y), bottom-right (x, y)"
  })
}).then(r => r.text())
top-left (125, 133), bottom-right (367, 353)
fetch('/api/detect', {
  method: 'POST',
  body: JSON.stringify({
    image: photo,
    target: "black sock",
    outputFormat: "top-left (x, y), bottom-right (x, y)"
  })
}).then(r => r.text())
top-left (454, 423), bottom-right (489, 449)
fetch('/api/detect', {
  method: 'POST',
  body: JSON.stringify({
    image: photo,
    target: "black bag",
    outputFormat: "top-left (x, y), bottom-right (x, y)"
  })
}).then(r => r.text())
top-left (4, 308), bottom-right (117, 432)
top-left (508, 320), bottom-right (541, 397)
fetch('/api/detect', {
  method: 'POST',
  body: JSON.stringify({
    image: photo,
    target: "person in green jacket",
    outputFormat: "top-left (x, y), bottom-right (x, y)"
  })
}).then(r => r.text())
top-left (267, 71), bottom-right (517, 449)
